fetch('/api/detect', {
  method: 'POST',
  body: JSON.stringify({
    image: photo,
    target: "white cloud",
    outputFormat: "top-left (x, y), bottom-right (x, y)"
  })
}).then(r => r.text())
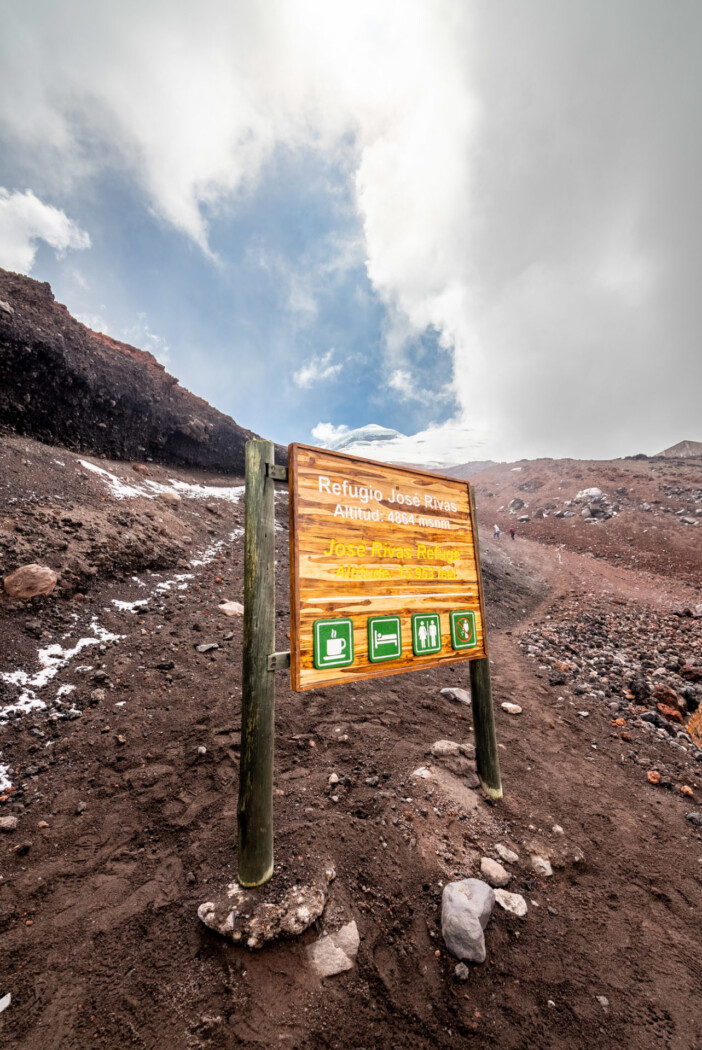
top-left (0, 187), bottom-right (90, 274)
top-left (293, 349), bottom-right (342, 389)
top-left (2, 3), bottom-right (698, 460)
top-left (311, 422), bottom-right (349, 445)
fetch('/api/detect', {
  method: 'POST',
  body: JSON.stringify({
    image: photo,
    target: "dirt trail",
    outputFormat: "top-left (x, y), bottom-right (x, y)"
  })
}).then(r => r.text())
top-left (1, 440), bottom-right (701, 1049)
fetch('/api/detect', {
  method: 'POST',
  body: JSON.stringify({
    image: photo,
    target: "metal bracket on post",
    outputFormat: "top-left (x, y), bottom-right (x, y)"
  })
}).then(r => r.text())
top-left (266, 462), bottom-right (289, 482)
top-left (267, 651), bottom-right (291, 671)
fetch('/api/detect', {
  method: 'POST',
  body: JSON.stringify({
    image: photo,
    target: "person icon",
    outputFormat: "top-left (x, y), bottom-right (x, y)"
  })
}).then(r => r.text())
top-left (418, 622), bottom-right (428, 649)
top-left (428, 619), bottom-right (438, 647)
top-left (493, 523), bottom-right (501, 540)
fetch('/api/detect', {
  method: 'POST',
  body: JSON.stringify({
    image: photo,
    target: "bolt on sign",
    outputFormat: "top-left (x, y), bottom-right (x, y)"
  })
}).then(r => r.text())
top-left (288, 443), bottom-right (488, 690)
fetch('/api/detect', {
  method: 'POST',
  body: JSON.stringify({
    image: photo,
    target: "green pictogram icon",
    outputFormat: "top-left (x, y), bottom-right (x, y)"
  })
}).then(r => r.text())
top-left (313, 618), bottom-right (354, 669)
top-left (411, 613), bottom-right (442, 655)
top-left (367, 616), bottom-right (402, 662)
top-left (450, 609), bottom-right (477, 650)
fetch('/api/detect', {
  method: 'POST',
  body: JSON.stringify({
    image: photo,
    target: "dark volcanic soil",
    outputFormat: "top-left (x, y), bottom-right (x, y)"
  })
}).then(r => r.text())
top-left (1, 434), bottom-right (702, 1050)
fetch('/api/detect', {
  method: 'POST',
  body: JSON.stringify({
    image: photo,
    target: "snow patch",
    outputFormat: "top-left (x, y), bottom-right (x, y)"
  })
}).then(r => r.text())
top-left (79, 460), bottom-right (244, 503)
top-left (0, 618), bottom-right (123, 721)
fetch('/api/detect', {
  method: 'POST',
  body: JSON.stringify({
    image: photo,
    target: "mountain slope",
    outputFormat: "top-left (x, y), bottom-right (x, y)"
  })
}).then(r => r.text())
top-left (0, 268), bottom-right (261, 473)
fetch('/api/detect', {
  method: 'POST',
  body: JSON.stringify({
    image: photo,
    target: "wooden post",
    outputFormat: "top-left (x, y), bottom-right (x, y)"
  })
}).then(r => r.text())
top-left (237, 439), bottom-right (276, 886)
top-left (468, 485), bottom-right (503, 799)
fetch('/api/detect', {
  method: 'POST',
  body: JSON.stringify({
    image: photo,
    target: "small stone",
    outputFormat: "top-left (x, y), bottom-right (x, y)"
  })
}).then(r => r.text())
top-left (493, 889), bottom-right (528, 917)
top-left (186, 871), bottom-right (197, 884)
top-left (0, 992), bottom-right (11, 1014)
top-left (552, 824), bottom-right (564, 835)
top-left (596, 996), bottom-right (609, 1008)
top-left (90, 688), bottom-right (106, 704)
top-left (501, 702), bottom-right (522, 715)
top-left (159, 490), bottom-right (181, 505)
top-left (686, 811), bottom-right (702, 826)
top-left (547, 999), bottom-right (556, 1008)
top-left (495, 843), bottom-right (519, 865)
top-left (647, 770), bottom-right (661, 785)
top-left (219, 601), bottom-right (244, 617)
top-left (308, 920), bottom-right (360, 978)
top-left (440, 687), bottom-right (471, 706)
top-left (454, 962), bottom-right (470, 981)
top-left (37, 820), bottom-right (49, 829)
top-left (480, 857), bottom-right (511, 887)
top-left (197, 746), bottom-right (207, 756)
top-left (364, 776), bottom-right (379, 787)
top-left (75, 801), bottom-right (87, 815)
top-left (328, 773), bottom-right (339, 786)
top-left (531, 855), bottom-right (553, 877)
top-left (195, 643), bottom-right (219, 653)
top-left (116, 734), bottom-right (126, 745)
top-left (0, 815), bottom-right (18, 832)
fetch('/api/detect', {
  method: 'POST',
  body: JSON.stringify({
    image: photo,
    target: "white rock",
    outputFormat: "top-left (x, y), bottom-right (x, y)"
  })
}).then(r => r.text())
top-left (552, 824), bottom-right (564, 835)
top-left (501, 702), bottom-right (522, 715)
top-left (441, 879), bottom-right (494, 963)
top-left (440, 687), bottom-right (471, 706)
top-left (0, 993), bottom-right (10, 1014)
top-left (328, 773), bottom-right (339, 785)
top-left (495, 843), bottom-right (519, 865)
top-left (0, 815), bottom-right (18, 832)
top-left (480, 857), bottom-right (511, 887)
top-left (531, 855), bottom-right (553, 877)
top-left (411, 766), bottom-right (433, 779)
top-left (218, 600), bottom-right (244, 617)
top-left (494, 889), bottom-right (528, 917)
top-left (308, 920), bottom-right (359, 978)
top-left (596, 995), bottom-right (609, 1008)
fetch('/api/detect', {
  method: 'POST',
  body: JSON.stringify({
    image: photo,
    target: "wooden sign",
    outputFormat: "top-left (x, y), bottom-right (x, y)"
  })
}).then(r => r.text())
top-left (288, 443), bottom-right (487, 690)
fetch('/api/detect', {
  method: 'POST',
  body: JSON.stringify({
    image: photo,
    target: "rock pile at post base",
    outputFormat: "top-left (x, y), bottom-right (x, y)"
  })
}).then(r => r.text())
top-left (198, 878), bottom-right (328, 949)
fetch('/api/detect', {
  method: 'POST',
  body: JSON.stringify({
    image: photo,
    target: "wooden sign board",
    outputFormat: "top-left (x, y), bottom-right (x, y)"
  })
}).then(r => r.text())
top-left (288, 443), bottom-right (487, 691)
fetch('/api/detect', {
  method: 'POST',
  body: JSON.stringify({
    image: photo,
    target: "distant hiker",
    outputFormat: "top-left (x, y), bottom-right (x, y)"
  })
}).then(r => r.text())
top-left (509, 527), bottom-right (516, 540)
top-left (493, 524), bottom-right (500, 540)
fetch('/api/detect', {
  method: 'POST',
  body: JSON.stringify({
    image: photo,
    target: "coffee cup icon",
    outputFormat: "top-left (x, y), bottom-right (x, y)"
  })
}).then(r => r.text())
top-left (326, 637), bottom-right (346, 658)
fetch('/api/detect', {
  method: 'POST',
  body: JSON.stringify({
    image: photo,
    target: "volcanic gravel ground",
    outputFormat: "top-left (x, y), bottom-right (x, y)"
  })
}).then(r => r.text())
top-left (1, 434), bottom-right (701, 1050)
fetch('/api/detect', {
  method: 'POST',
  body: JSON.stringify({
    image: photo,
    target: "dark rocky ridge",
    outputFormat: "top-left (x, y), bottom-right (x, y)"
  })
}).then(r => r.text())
top-left (0, 268), bottom-right (277, 472)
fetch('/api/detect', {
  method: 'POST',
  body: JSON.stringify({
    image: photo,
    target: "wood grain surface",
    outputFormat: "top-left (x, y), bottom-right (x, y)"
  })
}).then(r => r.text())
top-left (288, 443), bottom-right (488, 690)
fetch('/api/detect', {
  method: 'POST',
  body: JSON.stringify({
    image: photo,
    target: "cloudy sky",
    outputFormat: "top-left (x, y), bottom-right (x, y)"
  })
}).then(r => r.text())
top-left (1, 1), bottom-right (700, 465)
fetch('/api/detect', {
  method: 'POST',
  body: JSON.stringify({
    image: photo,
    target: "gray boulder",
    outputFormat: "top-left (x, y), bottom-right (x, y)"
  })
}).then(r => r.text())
top-left (441, 878), bottom-right (494, 963)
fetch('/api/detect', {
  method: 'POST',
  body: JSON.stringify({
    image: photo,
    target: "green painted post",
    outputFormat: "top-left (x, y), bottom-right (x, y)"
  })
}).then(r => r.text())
top-left (468, 485), bottom-right (503, 799)
top-left (237, 439), bottom-right (276, 886)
